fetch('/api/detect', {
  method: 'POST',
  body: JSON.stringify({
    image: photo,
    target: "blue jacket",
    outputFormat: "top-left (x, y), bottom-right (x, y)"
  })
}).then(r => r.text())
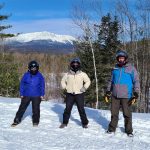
top-left (107, 63), bottom-right (140, 99)
top-left (20, 71), bottom-right (45, 97)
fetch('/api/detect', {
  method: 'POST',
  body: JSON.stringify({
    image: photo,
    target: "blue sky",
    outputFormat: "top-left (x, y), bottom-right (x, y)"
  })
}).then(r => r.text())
top-left (1, 0), bottom-right (137, 36)
top-left (1, 0), bottom-right (78, 35)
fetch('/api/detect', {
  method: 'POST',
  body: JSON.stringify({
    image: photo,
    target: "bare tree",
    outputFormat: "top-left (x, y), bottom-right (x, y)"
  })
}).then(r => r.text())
top-left (71, 0), bottom-right (102, 108)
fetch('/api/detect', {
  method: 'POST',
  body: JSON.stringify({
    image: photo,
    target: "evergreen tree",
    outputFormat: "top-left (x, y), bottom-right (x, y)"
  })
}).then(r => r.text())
top-left (75, 13), bottom-right (122, 108)
top-left (0, 54), bottom-right (20, 97)
top-left (0, 4), bottom-right (19, 97)
top-left (0, 4), bottom-right (14, 39)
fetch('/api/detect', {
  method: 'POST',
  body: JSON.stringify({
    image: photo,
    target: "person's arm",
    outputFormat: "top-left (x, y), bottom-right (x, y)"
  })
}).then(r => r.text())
top-left (40, 74), bottom-right (45, 97)
top-left (61, 73), bottom-right (68, 90)
top-left (107, 70), bottom-right (113, 92)
top-left (20, 73), bottom-right (26, 97)
top-left (132, 67), bottom-right (140, 98)
top-left (83, 73), bottom-right (91, 90)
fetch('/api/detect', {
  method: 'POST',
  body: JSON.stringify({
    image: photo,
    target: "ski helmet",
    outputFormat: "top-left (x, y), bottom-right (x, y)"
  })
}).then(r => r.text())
top-left (116, 50), bottom-right (128, 67)
top-left (116, 50), bottom-right (128, 60)
top-left (28, 60), bottom-right (39, 75)
top-left (70, 58), bottom-right (81, 72)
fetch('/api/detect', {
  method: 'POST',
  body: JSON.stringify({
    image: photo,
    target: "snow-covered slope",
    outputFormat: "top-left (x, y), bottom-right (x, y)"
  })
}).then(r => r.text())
top-left (6, 31), bottom-right (76, 44)
top-left (0, 97), bottom-right (150, 150)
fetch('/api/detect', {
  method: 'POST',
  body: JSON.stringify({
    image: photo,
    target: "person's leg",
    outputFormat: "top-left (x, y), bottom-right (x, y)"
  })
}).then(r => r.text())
top-left (63, 93), bottom-right (75, 125)
top-left (108, 96), bottom-right (120, 132)
top-left (14, 97), bottom-right (31, 123)
top-left (121, 99), bottom-right (133, 134)
top-left (75, 93), bottom-right (89, 126)
top-left (31, 97), bottom-right (41, 124)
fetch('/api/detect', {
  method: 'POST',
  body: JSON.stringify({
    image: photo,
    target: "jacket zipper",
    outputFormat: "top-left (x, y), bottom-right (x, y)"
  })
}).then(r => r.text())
top-left (117, 67), bottom-right (122, 97)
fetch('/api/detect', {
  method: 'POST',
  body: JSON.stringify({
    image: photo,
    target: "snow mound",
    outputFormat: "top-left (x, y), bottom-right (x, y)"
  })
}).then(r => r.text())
top-left (0, 97), bottom-right (150, 150)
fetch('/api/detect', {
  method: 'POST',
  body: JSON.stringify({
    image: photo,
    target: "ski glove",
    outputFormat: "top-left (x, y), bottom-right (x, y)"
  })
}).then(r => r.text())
top-left (104, 91), bottom-right (111, 103)
top-left (128, 97), bottom-right (137, 106)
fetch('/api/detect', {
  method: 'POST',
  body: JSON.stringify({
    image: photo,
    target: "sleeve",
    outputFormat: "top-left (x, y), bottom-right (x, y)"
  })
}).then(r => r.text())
top-left (107, 70), bottom-right (113, 92)
top-left (61, 73), bottom-right (68, 89)
top-left (83, 73), bottom-right (91, 89)
top-left (20, 73), bottom-right (26, 96)
top-left (132, 67), bottom-right (140, 93)
top-left (40, 74), bottom-right (45, 96)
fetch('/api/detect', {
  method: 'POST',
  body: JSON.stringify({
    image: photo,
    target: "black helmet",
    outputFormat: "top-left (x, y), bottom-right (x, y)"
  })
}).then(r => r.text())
top-left (28, 61), bottom-right (39, 75)
top-left (70, 58), bottom-right (81, 72)
top-left (70, 58), bottom-right (81, 64)
top-left (116, 50), bottom-right (128, 60)
top-left (28, 60), bottom-right (39, 70)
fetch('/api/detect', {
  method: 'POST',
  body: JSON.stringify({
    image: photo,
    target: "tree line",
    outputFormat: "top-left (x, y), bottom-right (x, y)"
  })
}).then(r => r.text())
top-left (0, 1), bottom-right (150, 113)
top-left (72, 0), bottom-right (150, 112)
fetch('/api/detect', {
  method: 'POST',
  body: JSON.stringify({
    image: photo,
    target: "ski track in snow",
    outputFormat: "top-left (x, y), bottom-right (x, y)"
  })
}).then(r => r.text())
top-left (0, 97), bottom-right (150, 150)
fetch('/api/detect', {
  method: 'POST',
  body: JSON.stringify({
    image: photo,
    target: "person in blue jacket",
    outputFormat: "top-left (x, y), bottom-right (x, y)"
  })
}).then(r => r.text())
top-left (11, 60), bottom-right (45, 127)
top-left (105, 50), bottom-right (140, 137)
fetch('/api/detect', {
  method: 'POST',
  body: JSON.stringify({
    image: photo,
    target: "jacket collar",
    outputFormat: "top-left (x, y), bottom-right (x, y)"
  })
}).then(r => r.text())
top-left (69, 70), bottom-right (82, 75)
top-left (115, 62), bottom-right (130, 68)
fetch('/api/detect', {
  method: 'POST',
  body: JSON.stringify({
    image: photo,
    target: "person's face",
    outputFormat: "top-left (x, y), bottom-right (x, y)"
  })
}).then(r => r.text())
top-left (72, 62), bottom-right (79, 67)
top-left (118, 57), bottom-right (125, 62)
top-left (71, 61), bottom-right (80, 72)
top-left (30, 67), bottom-right (37, 71)
top-left (30, 67), bottom-right (38, 75)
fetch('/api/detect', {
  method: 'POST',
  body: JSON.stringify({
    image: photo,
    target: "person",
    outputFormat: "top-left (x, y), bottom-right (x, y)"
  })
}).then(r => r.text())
top-left (11, 60), bottom-right (45, 127)
top-left (105, 50), bottom-right (140, 137)
top-left (60, 58), bottom-right (91, 128)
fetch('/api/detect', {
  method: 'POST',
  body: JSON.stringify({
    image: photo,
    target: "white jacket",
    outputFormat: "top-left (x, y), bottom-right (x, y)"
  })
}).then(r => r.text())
top-left (61, 70), bottom-right (91, 94)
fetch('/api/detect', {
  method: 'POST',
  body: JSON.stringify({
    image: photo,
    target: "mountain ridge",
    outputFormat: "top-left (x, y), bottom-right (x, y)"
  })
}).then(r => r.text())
top-left (4, 31), bottom-right (76, 54)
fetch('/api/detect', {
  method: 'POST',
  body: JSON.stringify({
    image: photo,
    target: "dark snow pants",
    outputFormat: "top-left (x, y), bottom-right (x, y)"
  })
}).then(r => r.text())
top-left (14, 96), bottom-right (41, 124)
top-left (63, 93), bottom-right (89, 125)
top-left (108, 96), bottom-right (133, 133)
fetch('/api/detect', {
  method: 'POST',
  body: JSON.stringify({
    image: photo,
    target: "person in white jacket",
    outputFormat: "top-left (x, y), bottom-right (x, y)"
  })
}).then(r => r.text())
top-left (60, 58), bottom-right (91, 128)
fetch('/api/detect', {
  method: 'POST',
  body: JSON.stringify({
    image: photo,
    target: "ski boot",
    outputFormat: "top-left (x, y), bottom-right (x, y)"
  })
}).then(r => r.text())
top-left (59, 123), bottom-right (67, 128)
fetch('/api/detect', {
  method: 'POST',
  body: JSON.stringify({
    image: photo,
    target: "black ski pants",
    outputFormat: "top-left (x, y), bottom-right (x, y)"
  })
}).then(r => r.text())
top-left (63, 93), bottom-right (89, 125)
top-left (14, 96), bottom-right (41, 124)
top-left (108, 96), bottom-right (133, 134)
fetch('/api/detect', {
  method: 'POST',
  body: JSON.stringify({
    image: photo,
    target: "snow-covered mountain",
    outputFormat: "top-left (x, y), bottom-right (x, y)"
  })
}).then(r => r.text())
top-left (6, 31), bottom-right (76, 44)
top-left (1, 97), bottom-right (150, 150)
top-left (5, 31), bottom-right (76, 54)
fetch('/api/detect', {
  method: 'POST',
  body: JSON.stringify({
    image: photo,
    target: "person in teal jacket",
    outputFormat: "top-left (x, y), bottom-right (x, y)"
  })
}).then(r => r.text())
top-left (105, 50), bottom-right (140, 137)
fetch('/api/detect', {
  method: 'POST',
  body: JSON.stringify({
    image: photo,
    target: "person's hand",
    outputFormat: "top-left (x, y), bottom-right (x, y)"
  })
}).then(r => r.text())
top-left (80, 87), bottom-right (86, 93)
top-left (128, 97), bottom-right (137, 106)
top-left (62, 89), bottom-right (67, 95)
top-left (128, 92), bottom-right (138, 106)
top-left (104, 91), bottom-right (111, 103)
top-left (40, 96), bottom-right (45, 101)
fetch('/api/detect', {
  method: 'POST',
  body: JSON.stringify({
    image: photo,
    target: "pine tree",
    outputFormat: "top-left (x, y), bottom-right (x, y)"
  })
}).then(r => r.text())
top-left (0, 4), bottom-right (14, 39)
top-left (75, 13), bottom-right (122, 109)
top-left (0, 4), bottom-right (19, 97)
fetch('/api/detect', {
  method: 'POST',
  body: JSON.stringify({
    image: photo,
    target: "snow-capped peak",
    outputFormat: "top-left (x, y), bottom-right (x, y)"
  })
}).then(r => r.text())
top-left (6, 31), bottom-right (76, 44)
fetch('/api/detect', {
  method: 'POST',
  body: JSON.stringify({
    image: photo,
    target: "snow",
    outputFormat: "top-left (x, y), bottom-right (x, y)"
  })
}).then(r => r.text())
top-left (6, 31), bottom-right (76, 44)
top-left (0, 96), bottom-right (150, 150)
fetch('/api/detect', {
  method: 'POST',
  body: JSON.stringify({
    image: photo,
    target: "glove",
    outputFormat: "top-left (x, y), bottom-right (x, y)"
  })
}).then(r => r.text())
top-left (80, 87), bottom-right (86, 93)
top-left (128, 97), bottom-right (137, 106)
top-left (133, 92), bottom-right (138, 99)
top-left (104, 91), bottom-right (111, 103)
